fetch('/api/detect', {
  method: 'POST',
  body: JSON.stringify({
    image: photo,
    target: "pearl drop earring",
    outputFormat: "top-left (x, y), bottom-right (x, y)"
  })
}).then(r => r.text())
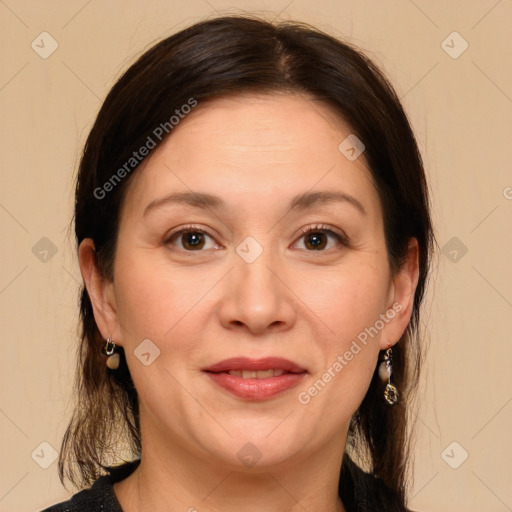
top-left (103, 338), bottom-right (120, 370)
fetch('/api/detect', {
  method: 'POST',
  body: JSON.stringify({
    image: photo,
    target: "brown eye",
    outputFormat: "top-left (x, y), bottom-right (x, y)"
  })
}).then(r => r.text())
top-left (166, 228), bottom-right (219, 251)
top-left (294, 226), bottom-right (348, 251)
top-left (181, 232), bottom-right (205, 250)
top-left (304, 232), bottom-right (328, 250)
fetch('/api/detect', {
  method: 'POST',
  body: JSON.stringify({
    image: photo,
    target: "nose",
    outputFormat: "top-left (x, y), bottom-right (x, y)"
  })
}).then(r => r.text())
top-left (217, 249), bottom-right (297, 335)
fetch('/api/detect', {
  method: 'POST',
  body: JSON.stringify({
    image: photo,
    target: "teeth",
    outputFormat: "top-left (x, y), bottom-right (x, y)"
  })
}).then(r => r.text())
top-left (227, 369), bottom-right (286, 379)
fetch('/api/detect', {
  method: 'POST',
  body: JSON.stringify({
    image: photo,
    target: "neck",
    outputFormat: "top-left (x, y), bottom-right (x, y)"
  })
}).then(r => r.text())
top-left (114, 419), bottom-right (348, 512)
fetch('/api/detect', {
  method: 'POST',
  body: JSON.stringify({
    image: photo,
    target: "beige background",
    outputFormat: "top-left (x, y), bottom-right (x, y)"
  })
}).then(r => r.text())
top-left (1, 1), bottom-right (511, 511)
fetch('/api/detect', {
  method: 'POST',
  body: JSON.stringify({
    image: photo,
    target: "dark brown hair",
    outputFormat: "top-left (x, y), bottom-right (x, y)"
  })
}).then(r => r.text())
top-left (60, 14), bottom-right (434, 510)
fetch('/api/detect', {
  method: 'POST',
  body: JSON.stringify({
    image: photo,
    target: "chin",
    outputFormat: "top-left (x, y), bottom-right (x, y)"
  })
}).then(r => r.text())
top-left (204, 429), bottom-right (305, 471)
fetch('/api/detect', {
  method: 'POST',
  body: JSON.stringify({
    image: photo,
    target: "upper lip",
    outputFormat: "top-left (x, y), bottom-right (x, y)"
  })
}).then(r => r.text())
top-left (203, 357), bottom-right (307, 374)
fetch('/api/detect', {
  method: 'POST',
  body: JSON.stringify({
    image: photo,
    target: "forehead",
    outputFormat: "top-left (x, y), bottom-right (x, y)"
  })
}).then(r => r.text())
top-left (121, 92), bottom-right (381, 219)
top-left (162, 92), bottom-right (357, 165)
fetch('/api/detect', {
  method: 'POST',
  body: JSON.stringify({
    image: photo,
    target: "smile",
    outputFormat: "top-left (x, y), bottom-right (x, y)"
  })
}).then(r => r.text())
top-left (203, 357), bottom-right (308, 400)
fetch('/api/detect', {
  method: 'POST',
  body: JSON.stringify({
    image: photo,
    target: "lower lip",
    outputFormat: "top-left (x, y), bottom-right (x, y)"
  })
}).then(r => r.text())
top-left (205, 371), bottom-right (306, 400)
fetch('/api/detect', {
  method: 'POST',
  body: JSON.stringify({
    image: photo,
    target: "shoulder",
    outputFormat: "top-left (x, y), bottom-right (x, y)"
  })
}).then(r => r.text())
top-left (39, 460), bottom-right (140, 512)
top-left (39, 476), bottom-right (117, 512)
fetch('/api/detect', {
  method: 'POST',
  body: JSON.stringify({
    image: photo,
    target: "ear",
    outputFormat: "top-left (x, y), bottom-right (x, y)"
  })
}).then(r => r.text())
top-left (379, 238), bottom-right (420, 350)
top-left (78, 238), bottom-right (122, 345)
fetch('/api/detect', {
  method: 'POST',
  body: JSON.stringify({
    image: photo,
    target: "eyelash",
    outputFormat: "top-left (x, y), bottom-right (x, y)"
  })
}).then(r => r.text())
top-left (164, 224), bottom-right (218, 250)
top-left (164, 223), bottom-right (349, 251)
top-left (298, 224), bottom-right (350, 249)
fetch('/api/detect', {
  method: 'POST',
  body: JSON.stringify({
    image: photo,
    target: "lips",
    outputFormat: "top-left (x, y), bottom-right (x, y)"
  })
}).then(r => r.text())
top-left (202, 357), bottom-right (307, 376)
top-left (203, 357), bottom-right (307, 400)
top-left (226, 369), bottom-right (286, 379)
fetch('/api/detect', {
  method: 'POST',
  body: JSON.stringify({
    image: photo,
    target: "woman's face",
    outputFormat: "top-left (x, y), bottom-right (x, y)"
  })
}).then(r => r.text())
top-left (84, 93), bottom-right (417, 471)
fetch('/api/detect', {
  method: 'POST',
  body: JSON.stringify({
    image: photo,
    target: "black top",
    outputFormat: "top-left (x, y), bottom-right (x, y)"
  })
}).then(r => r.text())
top-left (40, 460), bottom-right (140, 512)
top-left (41, 456), bottom-right (412, 512)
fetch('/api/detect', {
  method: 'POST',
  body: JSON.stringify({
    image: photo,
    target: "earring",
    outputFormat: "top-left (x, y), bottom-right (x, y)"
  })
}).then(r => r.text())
top-left (103, 338), bottom-right (120, 370)
top-left (378, 347), bottom-right (399, 405)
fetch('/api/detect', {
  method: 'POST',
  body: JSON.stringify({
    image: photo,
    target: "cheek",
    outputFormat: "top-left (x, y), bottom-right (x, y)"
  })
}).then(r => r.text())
top-left (111, 255), bottom-right (213, 399)
top-left (109, 252), bottom-right (231, 444)
top-left (292, 261), bottom-right (388, 413)
top-left (112, 252), bottom-right (225, 345)
top-left (293, 260), bottom-right (390, 344)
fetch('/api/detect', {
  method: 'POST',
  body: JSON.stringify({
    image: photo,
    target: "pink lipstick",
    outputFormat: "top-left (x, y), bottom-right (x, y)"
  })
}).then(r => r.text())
top-left (203, 357), bottom-right (307, 400)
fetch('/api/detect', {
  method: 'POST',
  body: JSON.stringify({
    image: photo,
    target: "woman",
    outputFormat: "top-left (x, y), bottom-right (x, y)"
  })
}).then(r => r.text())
top-left (42, 14), bottom-right (434, 512)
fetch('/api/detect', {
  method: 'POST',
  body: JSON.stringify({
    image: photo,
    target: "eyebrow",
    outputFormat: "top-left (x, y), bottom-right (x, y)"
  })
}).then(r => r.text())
top-left (143, 192), bottom-right (223, 216)
top-left (290, 191), bottom-right (367, 216)
top-left (143, 190), bottom-right (366, 217)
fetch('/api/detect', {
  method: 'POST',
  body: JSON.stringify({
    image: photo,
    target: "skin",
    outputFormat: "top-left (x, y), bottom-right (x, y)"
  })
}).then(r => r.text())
top-left (79, 93), bottom-right (419, 512)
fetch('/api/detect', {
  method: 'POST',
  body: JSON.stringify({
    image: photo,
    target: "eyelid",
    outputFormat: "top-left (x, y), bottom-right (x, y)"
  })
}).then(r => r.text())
top-left (163, 223), bottom-right (350, 251)
top-left (296, 223), bottom-right (350, 246)
top-left (164, 224), bottom-right (221, 248)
